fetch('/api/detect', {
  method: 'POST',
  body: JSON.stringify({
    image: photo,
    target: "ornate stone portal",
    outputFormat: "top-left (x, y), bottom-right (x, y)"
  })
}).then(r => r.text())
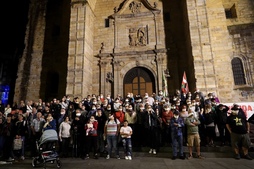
top-left (96, 0), bottom-right (167, 97)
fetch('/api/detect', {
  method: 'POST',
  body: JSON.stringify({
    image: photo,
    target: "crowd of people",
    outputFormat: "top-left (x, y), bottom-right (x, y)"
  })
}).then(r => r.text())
top-left (0, 88), bottom-right (252, 162)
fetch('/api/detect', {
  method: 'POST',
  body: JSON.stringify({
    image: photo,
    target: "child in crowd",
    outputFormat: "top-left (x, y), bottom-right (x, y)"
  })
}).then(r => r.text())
top-left (120, 120), bottom-right (133, 160)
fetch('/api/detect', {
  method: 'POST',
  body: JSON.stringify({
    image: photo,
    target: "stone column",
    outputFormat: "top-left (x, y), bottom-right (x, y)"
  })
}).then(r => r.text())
top-left (186, 0), bottom-right (233, 101)
top-left (66, 0), bottom-right (95, 98)
top-left (14, 0), bottom-right (48, 102)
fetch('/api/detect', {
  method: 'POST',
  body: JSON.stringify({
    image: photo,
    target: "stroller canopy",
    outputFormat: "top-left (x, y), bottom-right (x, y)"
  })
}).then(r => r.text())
top-left (39, 129), bottom-right (58, 146)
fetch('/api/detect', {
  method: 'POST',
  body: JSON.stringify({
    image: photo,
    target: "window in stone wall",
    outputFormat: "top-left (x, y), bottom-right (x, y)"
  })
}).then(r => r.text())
top-left (105, 18), bottom-right (110, 28)
top-left (225, 4), bottom-right (237, 19)
top-left (232, 57), bottom-right (246, 85)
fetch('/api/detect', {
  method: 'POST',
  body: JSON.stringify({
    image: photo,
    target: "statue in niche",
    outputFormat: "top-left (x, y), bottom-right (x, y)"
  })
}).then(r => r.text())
top-left (137, 27), bottom-right (147, 46)
top-left (129, 27), bottom-right (147, 46)
top-left (129, 1), bottom-right (142, 14)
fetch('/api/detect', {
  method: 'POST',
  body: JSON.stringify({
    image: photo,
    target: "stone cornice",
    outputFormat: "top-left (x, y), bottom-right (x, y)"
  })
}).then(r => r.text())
top-left (96, 48), bottom-right (166, 58)
top-left (71, 0), bottom-right (87, 7)
top-left (110, 0), bottom-right (160, 19)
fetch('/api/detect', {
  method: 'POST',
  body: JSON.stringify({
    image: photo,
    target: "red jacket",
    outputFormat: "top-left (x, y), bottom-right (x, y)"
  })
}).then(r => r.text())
top-left (84, 121), bottom-right (98, 136)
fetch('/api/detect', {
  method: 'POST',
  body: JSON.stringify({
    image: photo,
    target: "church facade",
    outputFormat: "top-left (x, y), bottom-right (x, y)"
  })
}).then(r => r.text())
top-left (12, 0), bottom-right (254, 103)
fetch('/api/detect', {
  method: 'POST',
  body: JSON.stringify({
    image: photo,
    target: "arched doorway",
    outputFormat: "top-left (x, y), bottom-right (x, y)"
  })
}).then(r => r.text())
top-left (123, 67), bottom-right (155, 97)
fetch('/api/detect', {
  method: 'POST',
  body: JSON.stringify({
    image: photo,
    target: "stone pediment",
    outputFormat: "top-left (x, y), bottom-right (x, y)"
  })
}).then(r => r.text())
top-left (110, 0), bottom-right (160, 18)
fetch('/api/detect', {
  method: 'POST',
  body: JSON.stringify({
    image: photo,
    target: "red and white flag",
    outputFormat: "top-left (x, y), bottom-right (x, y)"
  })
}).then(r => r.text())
top-left (181, 71), bottom-right (189, 94)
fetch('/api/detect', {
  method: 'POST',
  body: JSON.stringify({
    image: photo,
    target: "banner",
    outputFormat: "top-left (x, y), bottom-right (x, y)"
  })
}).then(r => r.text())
top-left (162, 71), bottom-right (168, 97)
top-left (222, 102), bottom-right (254, 120)
top-left (181, 71), bottom-right (189, 94)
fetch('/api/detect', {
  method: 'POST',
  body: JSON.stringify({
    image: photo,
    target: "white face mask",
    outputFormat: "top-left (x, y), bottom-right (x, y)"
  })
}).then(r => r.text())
top-left (93, 102), bottom-right (97, 105)
top-left (129, 108), bottom-right (133, 111)
top-left (61, 111), bottom-right (65, 115)
top-left (92, 107), bottom-right (96, 110)
top-left (174, 115), bottom-right (179, 119)
top-left (182, 109), bottom-right (186, 112)
top-left (231, 110), bottom-right (239, 115)
top-left (127, 95), bottom-right (130, 97)
top-left (107, 108), bottom-right (111, 110)
top-left (165, 108), bottom-right (170, 111)
top-left (76, 113), bottom-right (81, 117)
top-left (119, 109), bottom-right (122, 111)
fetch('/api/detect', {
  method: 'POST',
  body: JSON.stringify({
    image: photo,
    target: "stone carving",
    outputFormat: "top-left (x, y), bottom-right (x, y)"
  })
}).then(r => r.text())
top-left (100, 42), bottom-right (105, 53)
top-left (129, 27), bottom-right (147, 46)
top-left (129, 1), bottom-right (142, 14)
top-left (114, 7), bottom-right (118, 13)
top-left (154, 2), bottom-right (157, 8)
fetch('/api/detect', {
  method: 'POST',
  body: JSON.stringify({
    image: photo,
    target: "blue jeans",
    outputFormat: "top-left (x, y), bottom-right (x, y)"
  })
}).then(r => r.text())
top-left (21, 136), bottom-right (25, 157)
top-left (171, 133), bottom-right (183, 156)
top-left (122, 138), bottom-right (132, 156)
top-left (106, 135), bottom-right (118, 156)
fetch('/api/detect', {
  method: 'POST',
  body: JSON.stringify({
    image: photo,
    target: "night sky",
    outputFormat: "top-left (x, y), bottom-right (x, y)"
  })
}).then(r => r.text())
top-left (2, 0), bottom-right (29, 56)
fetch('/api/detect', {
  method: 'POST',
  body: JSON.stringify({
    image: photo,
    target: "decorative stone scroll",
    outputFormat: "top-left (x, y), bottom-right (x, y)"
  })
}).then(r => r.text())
top-left (129, 1), bottom-right (142, 14)
top-left (129, 27), bottom-right (148, 46)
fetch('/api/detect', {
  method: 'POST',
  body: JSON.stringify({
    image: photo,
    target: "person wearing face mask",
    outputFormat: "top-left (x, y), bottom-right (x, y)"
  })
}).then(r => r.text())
top-left (71, 109), bottom-right (85, 158)
top-left (87, 104), bottom-right (97, 119)
top-left (124, 105), bottom-right (137, 146)
top-left (215, 104), bottom-right (230, 146)
top-left (136, 103), bottom-right (146, 147)
top-left (114, 105), bottom-right (125, 125)
top-left (185, 109), bottom-right (204, 159)
top-left (226, 104), bottom-right (252, 160)
top-left (203, 103), bottom-right (217, 147)
top-left (104, 104), bottom-right (113, 119)
top-left (170, 110), bottom-right (185, 160)
top-left (113, 98), bottom-right (122, 112)
top-left (58, 108), bottom-right (66, 127)
top-left (156, 90), bottom-right (164, 102)
top-left (161, 105), bottom-right (173, 146)
top-left (144, 105), bottom-right (159, 155)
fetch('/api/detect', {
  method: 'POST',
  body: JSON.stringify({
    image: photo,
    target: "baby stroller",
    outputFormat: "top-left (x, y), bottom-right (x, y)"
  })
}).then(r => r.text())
top-left (32, 129), bottom-right (61, 169)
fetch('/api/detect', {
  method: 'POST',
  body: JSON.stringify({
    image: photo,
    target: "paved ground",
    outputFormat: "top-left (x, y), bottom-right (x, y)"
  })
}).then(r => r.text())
top-left (1, 148), bottom-right (254, 169)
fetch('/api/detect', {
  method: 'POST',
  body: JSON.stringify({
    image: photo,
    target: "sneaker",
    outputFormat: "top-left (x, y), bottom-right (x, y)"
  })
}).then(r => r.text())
top-left (234, 154), bottom-right (240, 160)
top-left (125, 156), bottom-right (128, 160)
top-left (106, 155), bottom-right (110, 159)
top-left (187, 155), bottom-right (193, 160)
top-left (243, 154), bottom-right (253, 160)
top-left (85, 154), bottom-right (89, 159)
top-left (197, 155), bottom-right (204, 159)
top-left (172, 156), bottom-right (176, 160)
top-left (116, 155), bottom-right (120, 159)
top-left (128, 156), bottom-right (132, 160)
top-left (149, 149), bottom-right (152, 154)
top-left (6, 157), bottom-right (14, 162)
top-left (20, 156), bottom-right (25, 160)
top-left (94, 154), bottom-right (98, 159)
top-left (153, 149), bottom-right (156, 155)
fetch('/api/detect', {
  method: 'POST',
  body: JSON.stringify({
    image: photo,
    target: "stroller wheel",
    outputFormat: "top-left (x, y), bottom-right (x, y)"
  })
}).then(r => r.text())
top-left (56, 160), bottom-right (61, 168)
top-left (32, 158), bottom-right (37, 168)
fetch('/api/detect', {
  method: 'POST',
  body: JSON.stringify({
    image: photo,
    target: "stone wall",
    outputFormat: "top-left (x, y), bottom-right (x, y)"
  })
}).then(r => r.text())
top-left (186, 0), bottom-right (254, 102)
top-left (66, 0), bottom-right (95, 98)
